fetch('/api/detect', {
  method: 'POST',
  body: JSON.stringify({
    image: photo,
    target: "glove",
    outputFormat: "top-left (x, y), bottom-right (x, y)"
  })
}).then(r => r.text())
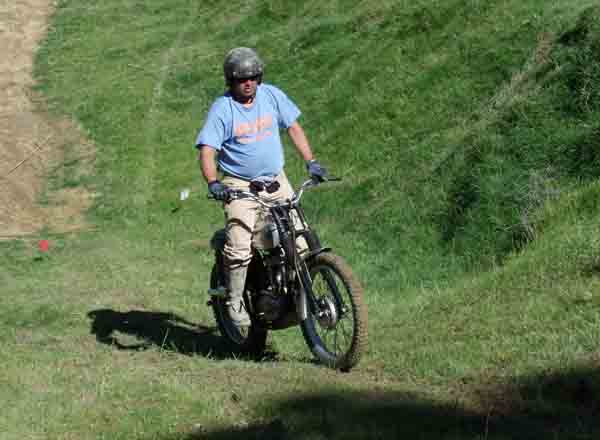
top-left (208, 180), bottom-right (230, 201)
top-left (306, 159), bottom-right (328, 182)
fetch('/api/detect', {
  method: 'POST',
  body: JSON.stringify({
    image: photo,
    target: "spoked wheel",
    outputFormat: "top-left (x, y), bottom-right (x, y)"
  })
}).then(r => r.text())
top-left (300, 252), bottom-right (368, 370)
top-left (210, 265), bottom-right (267, 355)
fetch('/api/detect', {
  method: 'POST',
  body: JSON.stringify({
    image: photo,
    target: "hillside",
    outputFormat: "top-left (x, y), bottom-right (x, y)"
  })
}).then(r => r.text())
top-left (3, 0), bottom-right (600, 438)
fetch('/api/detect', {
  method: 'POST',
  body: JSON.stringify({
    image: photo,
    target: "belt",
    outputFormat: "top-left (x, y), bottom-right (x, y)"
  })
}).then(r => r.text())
top-left (222, 172), bottom-right (282, 194)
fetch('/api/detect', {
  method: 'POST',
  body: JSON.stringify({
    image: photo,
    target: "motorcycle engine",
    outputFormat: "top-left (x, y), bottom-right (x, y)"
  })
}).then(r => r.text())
top-left (255, 290), bottom-right (288, 323)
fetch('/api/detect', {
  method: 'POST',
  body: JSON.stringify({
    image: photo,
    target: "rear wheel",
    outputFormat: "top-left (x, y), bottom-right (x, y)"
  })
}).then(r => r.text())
top-left (210, 265), bottom-right (267, 354)
top-left (300, 253), bottom-right (368, 370)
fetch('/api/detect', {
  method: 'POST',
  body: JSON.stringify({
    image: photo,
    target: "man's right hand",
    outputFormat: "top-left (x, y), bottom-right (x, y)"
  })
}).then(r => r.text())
top-left (208, 180), bottom-right (230, 201)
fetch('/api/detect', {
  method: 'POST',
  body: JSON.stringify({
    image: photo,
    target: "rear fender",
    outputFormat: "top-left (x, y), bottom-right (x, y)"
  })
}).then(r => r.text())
top-left (210, 229), bottom-right (226, 251)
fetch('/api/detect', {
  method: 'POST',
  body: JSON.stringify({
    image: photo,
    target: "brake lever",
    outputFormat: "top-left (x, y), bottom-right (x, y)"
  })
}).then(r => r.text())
top-left (312, 176), bottom-right (342, 184)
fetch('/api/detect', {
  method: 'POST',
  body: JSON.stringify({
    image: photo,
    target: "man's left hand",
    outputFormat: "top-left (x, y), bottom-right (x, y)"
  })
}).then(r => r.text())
top-left (306, 159), bottom-right (328, 182)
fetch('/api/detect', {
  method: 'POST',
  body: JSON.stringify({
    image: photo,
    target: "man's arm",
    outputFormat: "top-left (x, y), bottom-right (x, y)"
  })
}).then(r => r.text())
top-left (199, 145), bottom-right (229, 200)
top-left (198, 145), bottom-right (218, 183)
top-left (288, 121), bottom-right (329, 180)
top-left (287, 121), bottom-right (314, 162)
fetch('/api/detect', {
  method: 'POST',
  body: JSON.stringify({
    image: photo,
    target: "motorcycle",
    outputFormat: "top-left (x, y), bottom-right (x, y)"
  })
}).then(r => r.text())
top-left (207, 178), bottom-right (368, 370)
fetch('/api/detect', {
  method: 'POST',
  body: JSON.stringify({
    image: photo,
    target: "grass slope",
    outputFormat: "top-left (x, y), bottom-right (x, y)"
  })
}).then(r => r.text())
top-left (3, 0), bottom-right (600, 438)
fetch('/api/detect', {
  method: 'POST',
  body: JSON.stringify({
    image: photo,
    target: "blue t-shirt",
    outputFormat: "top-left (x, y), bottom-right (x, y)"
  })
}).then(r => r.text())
top-left (195, 83), bottom-right (301, 180)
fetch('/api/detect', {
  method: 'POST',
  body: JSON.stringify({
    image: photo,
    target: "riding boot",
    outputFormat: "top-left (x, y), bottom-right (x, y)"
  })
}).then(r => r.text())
top-left (225, 266), bottom-right (251, 327)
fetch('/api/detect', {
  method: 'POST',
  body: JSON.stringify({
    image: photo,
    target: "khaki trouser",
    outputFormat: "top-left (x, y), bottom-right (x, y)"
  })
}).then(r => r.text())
top-left (221, 171), bottom-right (307, 270)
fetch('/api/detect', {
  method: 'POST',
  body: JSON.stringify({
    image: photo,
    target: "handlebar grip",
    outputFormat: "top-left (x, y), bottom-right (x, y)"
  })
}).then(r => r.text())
top-left (207, 190), bottom-right (239, 201)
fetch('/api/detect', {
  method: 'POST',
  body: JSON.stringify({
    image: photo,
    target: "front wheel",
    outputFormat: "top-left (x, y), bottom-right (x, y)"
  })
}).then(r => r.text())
top-left (300, 253), bottom-right (368, 370)
top-left (210, 265), bottom-right (268, 355)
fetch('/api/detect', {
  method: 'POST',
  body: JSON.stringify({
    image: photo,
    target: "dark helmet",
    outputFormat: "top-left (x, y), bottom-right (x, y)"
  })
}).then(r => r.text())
top-left (223, 47), bottom-right (264, 85)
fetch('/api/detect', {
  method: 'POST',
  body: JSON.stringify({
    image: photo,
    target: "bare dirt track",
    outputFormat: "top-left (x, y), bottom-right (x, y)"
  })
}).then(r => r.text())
top-left (0, 0), bottom-right (93, 240)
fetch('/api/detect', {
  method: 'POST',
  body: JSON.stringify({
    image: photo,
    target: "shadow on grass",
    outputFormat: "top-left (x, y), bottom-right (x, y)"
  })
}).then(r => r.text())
top-left (87, 308), bottom-right (277, 361)
top-left (156, 365), bottom-right (600, 439)
top-left (473, 364), bottom-right (600, 436)
top-left (178, 391), bottom-right (487, 440)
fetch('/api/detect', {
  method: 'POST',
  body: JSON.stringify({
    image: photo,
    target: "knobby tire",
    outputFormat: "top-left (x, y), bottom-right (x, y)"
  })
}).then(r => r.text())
top-left (300, 252), bottom-right (368, 370)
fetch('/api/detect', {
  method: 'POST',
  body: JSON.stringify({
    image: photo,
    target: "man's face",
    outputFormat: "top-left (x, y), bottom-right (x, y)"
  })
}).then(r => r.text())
top-left (231, 75), bottom-right (259, 102)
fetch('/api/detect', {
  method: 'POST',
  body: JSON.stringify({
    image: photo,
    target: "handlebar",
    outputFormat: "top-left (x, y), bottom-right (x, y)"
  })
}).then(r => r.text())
top-left (209, 176), bottom-right (341, 208)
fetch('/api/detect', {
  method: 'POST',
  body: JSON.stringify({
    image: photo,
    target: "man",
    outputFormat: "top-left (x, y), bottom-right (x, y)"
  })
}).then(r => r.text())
top-left (195, 47), bottom-right (327, 327)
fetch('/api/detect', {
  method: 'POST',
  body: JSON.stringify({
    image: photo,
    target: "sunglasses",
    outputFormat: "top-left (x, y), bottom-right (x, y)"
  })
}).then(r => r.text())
top-left (235, 75), bottom-right (260, 84)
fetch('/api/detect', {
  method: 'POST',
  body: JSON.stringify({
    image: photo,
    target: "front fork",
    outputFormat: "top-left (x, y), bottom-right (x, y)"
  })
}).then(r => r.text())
top-left (291, 205), bottom-right (334, 322)
top-left (293, 234), bottom-right (330, 321)
top-left (293, 258), bottom-right (311, 321)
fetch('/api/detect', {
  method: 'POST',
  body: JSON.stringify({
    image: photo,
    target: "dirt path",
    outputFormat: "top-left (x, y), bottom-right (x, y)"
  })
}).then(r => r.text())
top-left (0, 0), bottom-right (93, 240)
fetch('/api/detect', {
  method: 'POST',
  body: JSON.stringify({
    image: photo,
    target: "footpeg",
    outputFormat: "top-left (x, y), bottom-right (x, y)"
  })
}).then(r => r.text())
top-left (208, 286), bottom-right (227, 298)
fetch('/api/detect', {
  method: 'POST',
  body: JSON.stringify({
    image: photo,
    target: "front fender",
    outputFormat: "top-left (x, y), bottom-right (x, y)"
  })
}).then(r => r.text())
top-left (301, 247), bottom-right (332, 262)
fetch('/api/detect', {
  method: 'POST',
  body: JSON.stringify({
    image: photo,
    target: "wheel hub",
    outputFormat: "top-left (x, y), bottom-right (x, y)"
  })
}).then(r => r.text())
top-left (316, 297), bottom-right (338, 329)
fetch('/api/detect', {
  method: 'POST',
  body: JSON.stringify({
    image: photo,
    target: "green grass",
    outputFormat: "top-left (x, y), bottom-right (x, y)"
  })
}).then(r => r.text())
top-left (4, 0), bottom-right (600, 438)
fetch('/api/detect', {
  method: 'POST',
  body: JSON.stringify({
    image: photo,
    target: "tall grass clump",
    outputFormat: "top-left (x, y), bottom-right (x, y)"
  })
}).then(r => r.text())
top-left (434, 5), bottom-right (600, 266)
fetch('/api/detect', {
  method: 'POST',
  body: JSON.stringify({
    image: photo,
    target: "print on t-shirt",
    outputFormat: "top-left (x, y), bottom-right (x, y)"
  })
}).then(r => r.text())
top-left (234, 115), bottom-right (274, 144)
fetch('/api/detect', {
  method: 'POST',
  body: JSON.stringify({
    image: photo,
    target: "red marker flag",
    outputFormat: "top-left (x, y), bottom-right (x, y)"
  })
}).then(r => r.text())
top-left (38, 239), bottom-right (50, 253)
